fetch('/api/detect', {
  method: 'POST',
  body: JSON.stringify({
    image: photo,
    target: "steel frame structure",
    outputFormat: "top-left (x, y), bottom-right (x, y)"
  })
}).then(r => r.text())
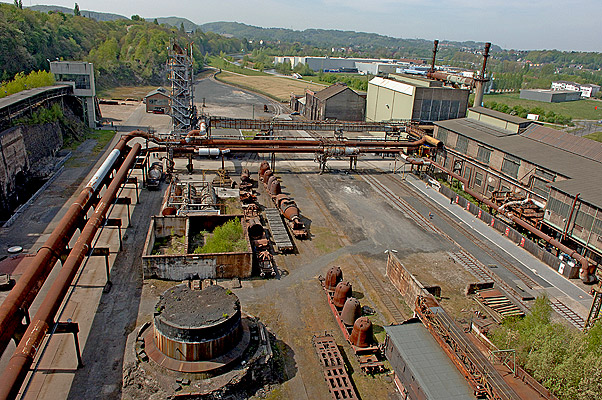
top-left (168, 42), bottom-right (195, 133)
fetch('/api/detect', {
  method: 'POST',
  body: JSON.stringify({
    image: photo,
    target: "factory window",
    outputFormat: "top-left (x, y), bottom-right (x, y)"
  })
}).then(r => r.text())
top-left (501, 155), bottom-right (520, 179)
top-left (476, 146), bottom-right (492, 164)
top-left (592, 218), bottom-right (602, 236)
top-left (547, 197), bottom-right (570, 219)
top-left (501, 185), bottom-right (510, 192)
top-left (486, 185), bottom-right (495, 194)
top-left (56, 73), bottom-right (90, 90)
top-left (437, 128), bottom-right (448, 143)
top-left (532, 177), bottom-right (551, 198)
top-left (474, 172), bottom-right (483, 187)
top-left (535, 169), bottom-right (555, 181)
top-left (574, 211), bottom-right (594, 231)
top-left (455, 136), bottom-right (468, 154)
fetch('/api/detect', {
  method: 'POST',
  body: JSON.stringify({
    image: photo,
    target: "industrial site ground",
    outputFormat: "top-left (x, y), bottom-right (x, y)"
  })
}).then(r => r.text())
top-left (0, 77), bottom-right (594, 400)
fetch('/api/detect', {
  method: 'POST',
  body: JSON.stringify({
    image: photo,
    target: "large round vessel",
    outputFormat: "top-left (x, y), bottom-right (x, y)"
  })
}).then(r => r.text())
top-left (333, 281), bottom-right (352, 308)
top-left (349, 317), bottom-right (372, 348)
top-left (153, 285), bottom-right (242, 361)
top-left (259, 161), bottom-right (270, 179)
top-left (341, 297), bottom-right (361, 326)
top-left (325, 266), bottom-right (342, 290)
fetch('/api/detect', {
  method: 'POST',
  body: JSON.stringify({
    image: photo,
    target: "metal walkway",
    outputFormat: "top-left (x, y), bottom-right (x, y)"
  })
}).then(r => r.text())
top-left (264, 208), bottom-right (294, 252)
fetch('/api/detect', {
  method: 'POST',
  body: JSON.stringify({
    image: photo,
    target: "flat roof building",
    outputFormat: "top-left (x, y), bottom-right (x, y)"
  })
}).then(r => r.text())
top-left (366, 74), bottom-right (469, 122)
top-left (384, 321), bottom-right (475, 400)
top-left (50, 61), bottom-right (98, 128)
top-left (520, 89), bottom-right (581, 103)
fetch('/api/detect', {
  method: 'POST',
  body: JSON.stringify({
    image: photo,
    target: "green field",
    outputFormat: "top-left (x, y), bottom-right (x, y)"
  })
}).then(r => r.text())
top-left (482, 93), bottom-right (602, 120)
top-left (584, 132), bottom-right (602, 143)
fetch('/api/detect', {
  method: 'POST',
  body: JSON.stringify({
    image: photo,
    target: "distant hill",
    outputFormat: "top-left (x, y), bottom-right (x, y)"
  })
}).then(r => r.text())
top-left (154, 17), bottom-right (199, 32)
top-left (198, 21), bottom-right (501, 55)
top-left (28, 5), bottom-right (127, 21)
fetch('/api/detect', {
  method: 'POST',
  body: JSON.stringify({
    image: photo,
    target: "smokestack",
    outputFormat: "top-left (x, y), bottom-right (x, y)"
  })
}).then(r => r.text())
top-left (429, 40), bottom-right (439, 75)
top-left (473, 42), bottom-right (491, 108)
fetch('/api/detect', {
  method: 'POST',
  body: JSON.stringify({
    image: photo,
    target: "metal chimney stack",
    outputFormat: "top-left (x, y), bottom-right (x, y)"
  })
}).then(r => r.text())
top-left (473, 42), bottom-right (491, 108)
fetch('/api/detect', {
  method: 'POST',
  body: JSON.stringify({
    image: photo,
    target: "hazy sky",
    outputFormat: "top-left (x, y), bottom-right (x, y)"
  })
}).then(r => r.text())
top-left (8, 0), bottom-right (602, 52)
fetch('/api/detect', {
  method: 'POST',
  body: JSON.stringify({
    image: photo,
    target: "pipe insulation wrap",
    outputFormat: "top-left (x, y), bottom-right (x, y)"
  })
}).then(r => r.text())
top-left (86, 149), bottom-right (121, 191)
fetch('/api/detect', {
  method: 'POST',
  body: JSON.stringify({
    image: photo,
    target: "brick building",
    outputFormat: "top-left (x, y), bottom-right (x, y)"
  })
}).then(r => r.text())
top-left (303, 83), bottom-right (366, 121)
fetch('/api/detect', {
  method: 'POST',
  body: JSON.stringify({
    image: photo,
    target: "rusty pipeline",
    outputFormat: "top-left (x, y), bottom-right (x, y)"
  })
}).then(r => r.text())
top-left (430, 161), bottom-right (593, 282)
top-left (0, 134), bottom-right (136, 355)
top-left (0, 142), bottom-right (142, 400)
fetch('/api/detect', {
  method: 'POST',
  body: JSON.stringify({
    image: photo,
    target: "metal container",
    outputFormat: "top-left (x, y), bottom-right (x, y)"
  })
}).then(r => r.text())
top-left (263, 169), bottom-right (273, 183)
top-left (341, 297), bottom-right (361, 326)
top-left (349, 317), bottom-right (372, 348)
top-left (241, 168), bottom-right (250, 182)
top-left (325, 266), bottom-right (342, 290)
top-left (247, 217), bottom-right (263, 240)
top-left (269, 180), bottom-right (282, 195)
top-left (274, 194), bottom-right (289, 208)
top-left (259, 161), bottom-right (270, 179)
top-left (333, 281), bottom-right (352, 308)
top-left (266, 175), bottom-right (277, 190)
top-left (280, 199), bottom-right (300, 221)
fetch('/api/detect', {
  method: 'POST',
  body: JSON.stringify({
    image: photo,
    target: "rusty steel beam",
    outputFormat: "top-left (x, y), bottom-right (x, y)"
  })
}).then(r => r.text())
top-left (0, 143), bottom-right (141, 400)
top-left (0, 134), bottom-right (136, 355)
top-left (207, 116), bottom-right (410, 132)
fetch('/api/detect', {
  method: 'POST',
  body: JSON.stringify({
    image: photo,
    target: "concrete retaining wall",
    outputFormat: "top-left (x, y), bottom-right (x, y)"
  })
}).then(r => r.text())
top-left (142, 214), bottom-right (253, 280)
top-left (386, 253), bottom-right (429, 309)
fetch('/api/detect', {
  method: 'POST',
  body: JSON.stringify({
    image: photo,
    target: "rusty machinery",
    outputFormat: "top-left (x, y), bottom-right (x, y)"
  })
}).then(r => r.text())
top-left (0, 134), bottom-right (143, 400)
top-left (427, 39), bottom-right (492, 107)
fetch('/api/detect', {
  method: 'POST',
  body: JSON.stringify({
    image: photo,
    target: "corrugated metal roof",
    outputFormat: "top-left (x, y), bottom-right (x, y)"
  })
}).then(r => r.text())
top-left (385, 322), bottom-right (475, 400)
top-left (436, 118), bottom-right (602, 208)
top-left (145, 87), bottom-right (169, 98)
top-left (469, 106), bottom-right (530, 125)
top-left (369, 76), bottom-right (415, 96)
top-left (521, 124), bottom-right (602, 163)
top-left (313, 83), bottom-right (351, 101)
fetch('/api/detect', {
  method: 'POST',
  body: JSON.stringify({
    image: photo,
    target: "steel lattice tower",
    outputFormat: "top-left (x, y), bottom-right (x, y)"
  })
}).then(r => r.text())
top-left (168, 42), bottom-right (196, 133)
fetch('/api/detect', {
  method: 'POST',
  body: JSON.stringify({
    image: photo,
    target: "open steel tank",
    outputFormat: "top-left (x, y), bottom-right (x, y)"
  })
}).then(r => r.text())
top-left (341, 297), bottom-right (361, 326)
top-left (349, 317), bottom-right (372, 348)
top-left (259, 161), bottom-right (270, 179)
top-left (325, 266), bottom-right (342, 290)
top-left (333, 281), bottom-right (352, 308)
top-left (153, 285), bottom-right (242, 361)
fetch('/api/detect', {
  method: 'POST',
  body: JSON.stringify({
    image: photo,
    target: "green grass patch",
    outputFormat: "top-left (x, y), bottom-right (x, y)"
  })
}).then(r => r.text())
top-left (241, 129), bottom-right (259, 139)
top-left (482, 93), bottom-right (602, 121)
top-left (208, 56), bottom-right (269, 76)
top-left (194, 218), bottom-right (247, 253)
top-left (63, 129), bottom-right (116, 153)
top-left (584, 131), bottom-right (602, 143)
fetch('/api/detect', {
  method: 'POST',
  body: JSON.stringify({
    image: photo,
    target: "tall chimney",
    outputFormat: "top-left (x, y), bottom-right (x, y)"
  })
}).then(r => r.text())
top-left (473, 42), bottom-right (491, 108)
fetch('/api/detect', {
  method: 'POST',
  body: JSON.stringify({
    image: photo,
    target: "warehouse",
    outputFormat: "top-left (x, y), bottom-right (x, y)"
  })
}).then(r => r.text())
top-left (519, 89), bottom-right (581, 103)
top-left (304, 83), bottom-right (366, 121)
top-left (433, 107), bottom-right (602, 268)
top-left (365, 74), bottom-right (469, 122)
top-left (144, 87), bottom-right (170, 114)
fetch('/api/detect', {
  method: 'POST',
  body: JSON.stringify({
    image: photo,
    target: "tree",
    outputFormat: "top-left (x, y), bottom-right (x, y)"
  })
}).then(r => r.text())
top-left (131, 15), bottom-right (144, 21)
top-left (180, 23), bottom-right (185, 33)
top-left (74, 3), bottom-right (81, 16)
top-left (153, 18), bottom-right (159, 25)
top-left (15, 0), bottom-right (22, 9)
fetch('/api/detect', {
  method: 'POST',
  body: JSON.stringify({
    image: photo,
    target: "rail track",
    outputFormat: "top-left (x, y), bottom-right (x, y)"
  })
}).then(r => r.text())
top-left (359, 168), bottom-right (586, 328)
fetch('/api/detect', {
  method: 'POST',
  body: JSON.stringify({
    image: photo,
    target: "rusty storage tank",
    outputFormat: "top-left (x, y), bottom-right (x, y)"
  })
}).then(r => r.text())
top-left (325, 266), bottom-right (342, 290)
top-left (341, 297), bottom-right (361, 326)
top-left (259, 161), bottom-right (270, 180)
top-left (153, 285), bottom-right (242, 361)
top-left (266, 175), bottom-right (277, 190)
top-left (247, 217), bottom-right (263, 240)
top-left (279, 198), bottom-right (300, 221)
top-left (349, 317), bottom-right (372, 348)
top-left (241, 168), bottom-right (250, 182)
top-left (274, 194), bottom-right (289, 208)
top-left (263, 169), bottom-right (273, 183)
top-left (269, 180), bottom-right (282, 196)
top-left (333, 281), bottom-right (352, 308)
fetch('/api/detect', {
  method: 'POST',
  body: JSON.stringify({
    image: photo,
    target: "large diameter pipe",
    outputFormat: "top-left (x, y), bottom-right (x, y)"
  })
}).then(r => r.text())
top-left (0, 143), bottom-right (141, 400)
top-left (429, 161), bottom-right (592, 281)
top-left (0, 135), bottom-right (132, 355)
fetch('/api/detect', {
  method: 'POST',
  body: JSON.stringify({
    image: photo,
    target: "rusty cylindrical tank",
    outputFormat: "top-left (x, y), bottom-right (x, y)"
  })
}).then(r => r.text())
top-left (349, 317), bottom-right (372, 348)
top-left (341, 297), bottom-right (361, 326)
top-left (259, 161), bottom-right (270, 179)
top-left (241, 168), bottom-right (250, 182)
top-left (266, 175), bottom-right (277, 190)
top-left (263, 169), bottom-right (273, 183)
top-left (247, 217), bottom-right (263, 240)
top-left (324, 266), bottom-right (342, 290)
top-left (274, 194), bottom-right (289, 208)
top-left (333, 281), bottom-right (352, 308)
top-left (270, 180), bottom-right (282, 196)
top-left (280, 199), bottom-right (300, 222)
